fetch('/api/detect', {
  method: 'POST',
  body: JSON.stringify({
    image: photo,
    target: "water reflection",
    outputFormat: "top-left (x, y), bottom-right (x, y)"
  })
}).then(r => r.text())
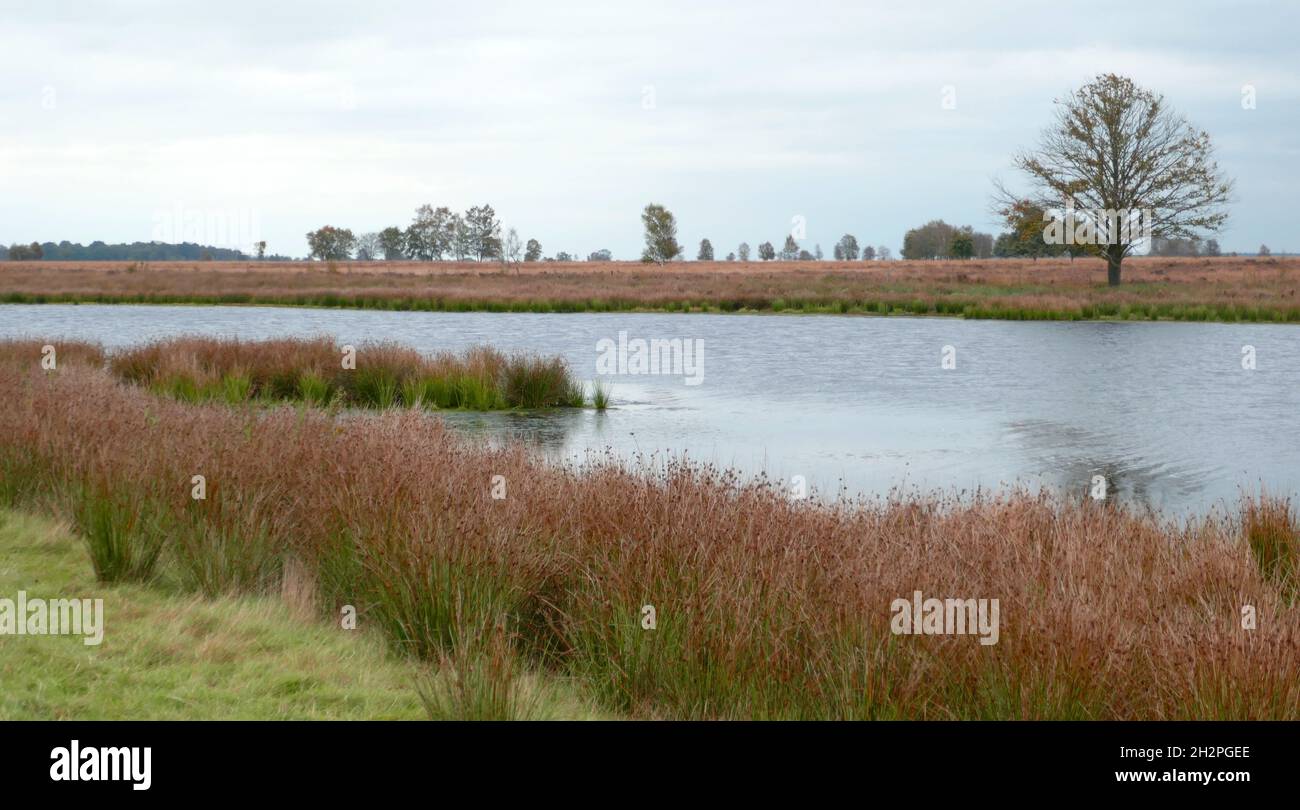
top-left (439, 408), bottom-right (595, 451)
top-left (1002, 418), bottom-right (1207, 512)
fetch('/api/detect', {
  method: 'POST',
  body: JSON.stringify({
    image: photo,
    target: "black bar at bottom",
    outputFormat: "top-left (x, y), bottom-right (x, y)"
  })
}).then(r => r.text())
top-left (1, 721), bottom-right (1286, 797)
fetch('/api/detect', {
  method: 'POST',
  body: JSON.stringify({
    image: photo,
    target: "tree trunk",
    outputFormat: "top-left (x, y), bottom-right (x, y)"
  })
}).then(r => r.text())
top-left (1107, 252), bottom-right (1122, 287)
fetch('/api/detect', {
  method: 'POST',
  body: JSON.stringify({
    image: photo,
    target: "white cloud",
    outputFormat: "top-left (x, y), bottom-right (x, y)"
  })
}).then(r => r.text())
top-left (1, 0), bottom-right (1295, 256)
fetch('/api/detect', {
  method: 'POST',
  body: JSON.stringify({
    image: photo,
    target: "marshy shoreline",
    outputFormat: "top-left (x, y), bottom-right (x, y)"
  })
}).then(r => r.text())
top-left (2, 340), bottom-right (1297, 719)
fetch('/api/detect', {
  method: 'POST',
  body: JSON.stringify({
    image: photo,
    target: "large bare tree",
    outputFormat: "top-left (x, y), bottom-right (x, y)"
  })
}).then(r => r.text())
top-left (998, 74), bottom-right (1232, 286)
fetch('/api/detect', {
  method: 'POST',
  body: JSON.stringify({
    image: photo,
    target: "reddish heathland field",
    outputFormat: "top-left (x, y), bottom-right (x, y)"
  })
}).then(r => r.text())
top-left (3, 255), bottom-right (1299, 321)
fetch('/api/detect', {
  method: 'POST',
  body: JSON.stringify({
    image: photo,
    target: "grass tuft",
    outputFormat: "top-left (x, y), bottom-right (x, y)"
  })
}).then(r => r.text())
top-left (1243, 493), bottom-right (1299, 601)
top-left (70, 483), bottom-right (166, 583)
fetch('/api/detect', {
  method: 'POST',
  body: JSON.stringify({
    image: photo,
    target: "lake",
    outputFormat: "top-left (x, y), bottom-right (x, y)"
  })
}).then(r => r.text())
top-left (4, 303), bottom-right (1298, 515)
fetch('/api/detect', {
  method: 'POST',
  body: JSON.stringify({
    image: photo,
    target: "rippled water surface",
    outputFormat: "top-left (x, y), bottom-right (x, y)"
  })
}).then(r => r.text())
top-left (4, 303), bottom-right (1299, 515)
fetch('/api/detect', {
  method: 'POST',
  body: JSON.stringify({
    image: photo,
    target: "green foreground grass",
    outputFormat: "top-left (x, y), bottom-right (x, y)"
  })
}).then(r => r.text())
top-left (0, 510), bottom-right (603, 719)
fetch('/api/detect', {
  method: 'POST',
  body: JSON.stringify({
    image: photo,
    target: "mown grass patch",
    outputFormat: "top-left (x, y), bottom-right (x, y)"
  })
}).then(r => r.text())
top-left (0, 510), bottom-right (424, 719)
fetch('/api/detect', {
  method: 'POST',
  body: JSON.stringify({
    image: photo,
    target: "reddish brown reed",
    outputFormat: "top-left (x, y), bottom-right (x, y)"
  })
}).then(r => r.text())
top-left (0, 349), bottom-right (1296, 718)
top-left (105, 336), bottom-right (581, 409)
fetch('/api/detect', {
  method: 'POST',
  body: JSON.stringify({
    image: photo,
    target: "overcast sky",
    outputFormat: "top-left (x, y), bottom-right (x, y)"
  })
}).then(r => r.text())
top-left (2, 0), bottom-right (1296, 258)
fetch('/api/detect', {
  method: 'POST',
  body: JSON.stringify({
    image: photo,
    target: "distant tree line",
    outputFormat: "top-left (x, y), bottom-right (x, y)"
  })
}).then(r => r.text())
top-left (10, 200), bottom-right (1266, 267)
top-left (317, 202), bottom-right (903, 267)
top-left (306, 203), bottom-right (614, 265)
top-left (1, 240), bottom-right (268, 261)
top-left (308, 203), bottom-right (561, 264)
top-left (1147, 236), bottom-right (1222, 257)
top-left (680, 224), bottom-right (891, 265)
top-left (901, 220), bottom-right (995, 260)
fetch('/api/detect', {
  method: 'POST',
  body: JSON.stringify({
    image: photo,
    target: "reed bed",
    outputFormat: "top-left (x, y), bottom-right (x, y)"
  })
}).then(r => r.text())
top-left (0, 343), bottom-right (1297, 719)
top-left (106, 336), bottom-right (587, 410)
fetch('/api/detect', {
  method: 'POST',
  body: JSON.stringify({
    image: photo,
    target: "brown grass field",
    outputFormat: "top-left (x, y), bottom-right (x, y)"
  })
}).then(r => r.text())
top-left (3, 255), bottom-right (1300, 321)
top-left (2, 339), bottom-right (1297, 719)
